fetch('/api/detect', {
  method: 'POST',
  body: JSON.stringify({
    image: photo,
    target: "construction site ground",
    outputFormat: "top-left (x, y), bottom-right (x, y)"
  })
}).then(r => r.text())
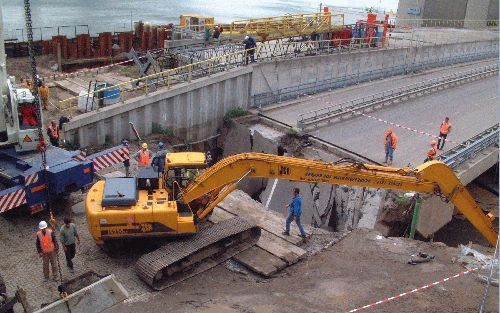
top-left (107, 228), bottom-right (498, 313)
top-left (0, 130), bottom-right (498, 312)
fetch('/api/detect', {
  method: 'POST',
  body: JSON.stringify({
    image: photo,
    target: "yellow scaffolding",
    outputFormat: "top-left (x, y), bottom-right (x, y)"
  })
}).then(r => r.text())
top-left (222, 12), bottom-right (345, 41)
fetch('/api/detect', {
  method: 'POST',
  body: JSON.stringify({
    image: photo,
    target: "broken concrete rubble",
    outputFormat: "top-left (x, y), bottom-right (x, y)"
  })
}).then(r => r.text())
top-left (222, 119), bottom-right (416, 236)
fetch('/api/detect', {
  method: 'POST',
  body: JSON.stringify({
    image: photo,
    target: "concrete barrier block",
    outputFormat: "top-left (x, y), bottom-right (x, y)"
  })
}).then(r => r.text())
top-left (34, 275), bottom-right (128, 313)
top-left (416, 195), bottom-right (454, 238)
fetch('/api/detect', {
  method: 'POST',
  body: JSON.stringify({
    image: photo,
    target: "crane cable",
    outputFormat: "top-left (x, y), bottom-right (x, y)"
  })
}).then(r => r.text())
top-left (23, 0), bottom-right (65, 289)
top-left (23, 0), bottom-right (56, 223)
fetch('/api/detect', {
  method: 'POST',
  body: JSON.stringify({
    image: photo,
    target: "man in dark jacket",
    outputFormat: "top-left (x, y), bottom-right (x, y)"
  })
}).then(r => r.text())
top-left (243, 35), bottom-right (256, 64)
top-left (60, 217), bottom-right (80, 273)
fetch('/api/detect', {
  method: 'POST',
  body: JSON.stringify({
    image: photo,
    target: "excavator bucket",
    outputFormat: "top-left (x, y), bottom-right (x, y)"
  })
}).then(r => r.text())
top-left (34, 271), bottom-right (128, 313)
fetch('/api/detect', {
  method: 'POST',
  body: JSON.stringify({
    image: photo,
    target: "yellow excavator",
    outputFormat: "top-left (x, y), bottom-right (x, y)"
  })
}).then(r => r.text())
top-left (86, 152), bottom-right (498, 290)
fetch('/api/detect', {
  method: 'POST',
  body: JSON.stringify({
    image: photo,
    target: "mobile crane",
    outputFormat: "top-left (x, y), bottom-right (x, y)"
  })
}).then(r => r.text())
top-left (85, 152), bottom-right (498, 290)
top-left (0, 2), bottom-right (130, 215)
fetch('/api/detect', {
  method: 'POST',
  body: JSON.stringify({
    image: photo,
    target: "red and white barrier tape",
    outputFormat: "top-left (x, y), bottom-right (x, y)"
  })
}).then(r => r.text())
top-left (42, 58), bottom-right (134, 81)
top-left (345, 267), bottom-right (478, 313)
top-left (42, 47), bottom-right (166, 81)
top-left (353, 110), bottom-right (460, 145)
top-left (303, 96), bottom-right (458, 145)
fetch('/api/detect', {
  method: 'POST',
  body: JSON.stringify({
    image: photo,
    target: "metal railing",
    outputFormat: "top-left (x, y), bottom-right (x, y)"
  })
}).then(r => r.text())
top-left (392, 19), bottom-right (499, 30)
top-left (224, 12), bottom-right (345, 41)
top-left (254, 50), bottom-right (498, 108)
top-left (297, 64), bottom-right (498, 129)
top-left (296, 63), bottom-right (499, 130)
top-left (54, 36), bottom-right (412, 107)
top-left (56, 32), bottom-right (499, 109)
top-left (438, 124), bottom-right (499, 169)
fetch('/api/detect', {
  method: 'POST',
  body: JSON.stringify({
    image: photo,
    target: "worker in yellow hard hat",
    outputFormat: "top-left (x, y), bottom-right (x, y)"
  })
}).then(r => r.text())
top-left (134, 143), bottom-right (152, 167)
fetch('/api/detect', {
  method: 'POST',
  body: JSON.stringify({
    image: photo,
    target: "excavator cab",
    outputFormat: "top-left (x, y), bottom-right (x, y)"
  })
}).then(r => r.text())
top-left (163, 152), bottom-right (207, 199)
top-left (86, 152), bottom-right (206, 245)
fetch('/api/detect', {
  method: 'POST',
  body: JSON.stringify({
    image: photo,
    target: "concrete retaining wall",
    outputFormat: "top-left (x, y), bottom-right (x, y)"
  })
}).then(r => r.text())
top-left (63, 67), bottom-right (252, 147)
top-left (251, 40), bottom-right (498, 97)
top-left (63, 40), bottom-right (497, 147)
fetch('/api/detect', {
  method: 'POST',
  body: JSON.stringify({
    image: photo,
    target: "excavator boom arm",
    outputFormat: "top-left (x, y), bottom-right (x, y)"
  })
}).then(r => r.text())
top-left (181, 153), bottom-right (497, 246)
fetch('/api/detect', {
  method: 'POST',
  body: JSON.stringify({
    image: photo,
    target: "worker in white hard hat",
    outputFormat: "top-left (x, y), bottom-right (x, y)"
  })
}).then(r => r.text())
top-left (35, 220), bottom-right (59, 282)
top-left (134, 142), bottom-right (152, 167)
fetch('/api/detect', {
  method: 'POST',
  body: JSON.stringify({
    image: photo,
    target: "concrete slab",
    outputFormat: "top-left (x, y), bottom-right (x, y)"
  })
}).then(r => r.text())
top-left (34, 275), bottom-right (128, 313)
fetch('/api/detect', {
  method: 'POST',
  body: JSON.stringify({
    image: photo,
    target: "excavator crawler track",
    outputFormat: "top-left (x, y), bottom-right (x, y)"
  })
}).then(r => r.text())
top-left (136, 217), bottom-right (261, 290)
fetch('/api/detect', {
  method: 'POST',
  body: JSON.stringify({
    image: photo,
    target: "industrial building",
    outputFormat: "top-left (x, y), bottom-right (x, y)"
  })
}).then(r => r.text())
top-left (397, 0), bottom-right (499, 27)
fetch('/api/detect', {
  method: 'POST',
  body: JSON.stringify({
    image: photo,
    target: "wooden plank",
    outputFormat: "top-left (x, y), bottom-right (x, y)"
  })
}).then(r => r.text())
top-left (219, 196), bottom-right (304, 245)
top-left (233, 246), bottom-right (287, 277)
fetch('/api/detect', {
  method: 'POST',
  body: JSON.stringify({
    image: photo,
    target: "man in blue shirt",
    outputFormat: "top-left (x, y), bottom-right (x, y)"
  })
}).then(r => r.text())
top-left (283, 188), bottom-right (307, 238)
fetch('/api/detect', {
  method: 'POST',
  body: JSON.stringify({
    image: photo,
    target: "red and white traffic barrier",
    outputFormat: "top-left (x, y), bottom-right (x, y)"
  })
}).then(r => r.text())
top-left (92, 147), bottom-right (130, 172)
top-left (24, 172), bottom-right (39, 186)
top-left (0, 188), bottom-right (27, 213)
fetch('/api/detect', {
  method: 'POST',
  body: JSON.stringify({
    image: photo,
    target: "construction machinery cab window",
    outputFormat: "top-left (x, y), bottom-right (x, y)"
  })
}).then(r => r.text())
top-left (164, 152), bottom-right (207, 195)
top-left (166, 167), bottom-right (203, 188)
top-left (16, 89), bottom-right (39, 129)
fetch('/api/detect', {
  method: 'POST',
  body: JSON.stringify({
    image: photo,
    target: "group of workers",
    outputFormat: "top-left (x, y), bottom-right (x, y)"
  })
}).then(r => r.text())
top-left (21, 77), bottom-right (50, 110)
top-left (384, 117), bottom-right (452, 165)
top-left (36, 217), bottom-right (80, 282)
top-left (20, 75), bottom-right (62, 147)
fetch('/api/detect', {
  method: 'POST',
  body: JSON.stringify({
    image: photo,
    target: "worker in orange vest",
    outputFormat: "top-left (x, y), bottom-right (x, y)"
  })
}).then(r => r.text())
top-left (36, 221), bottom-right (59, 282)
top-left (47, 120), bottom-right (60, 147)
top-left (424, 140), bottom-right (438, 162)
top-left (134, 143), bottom-right (152, 167)
top-left (38, 82), bottom-right (50, 110)
top-left (437, 117), bottom-right (451, 150)
top-left (383, 128), bottom-right (398, 165)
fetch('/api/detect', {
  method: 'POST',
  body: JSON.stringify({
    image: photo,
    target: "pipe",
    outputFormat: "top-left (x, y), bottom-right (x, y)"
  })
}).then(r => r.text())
top-left (0, 0), bottom-right (8, 141)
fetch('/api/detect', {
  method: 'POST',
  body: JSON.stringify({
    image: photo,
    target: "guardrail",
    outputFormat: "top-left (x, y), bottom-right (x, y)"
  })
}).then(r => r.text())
top-left (392, 19), bottom-right (499, 30)
top-left (55, 35), bottom-right (435, 108)
top-left (296, 63), bottom-right (499, 130)
top-left (438, 124), bottom-right (499, 169)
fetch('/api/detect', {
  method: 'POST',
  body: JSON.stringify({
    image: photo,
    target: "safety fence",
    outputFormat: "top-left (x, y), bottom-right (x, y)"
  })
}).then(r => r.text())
top-left (438, 124), bottom-right (499, 170)
top-left (57, 34), bottom-right (498, 109)
top-left (296, 63), bottom-right (499, 130)
top-left (55, 36), bottom-right (409, 107)
top-left (253, 50), bottom-right (498, 108)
